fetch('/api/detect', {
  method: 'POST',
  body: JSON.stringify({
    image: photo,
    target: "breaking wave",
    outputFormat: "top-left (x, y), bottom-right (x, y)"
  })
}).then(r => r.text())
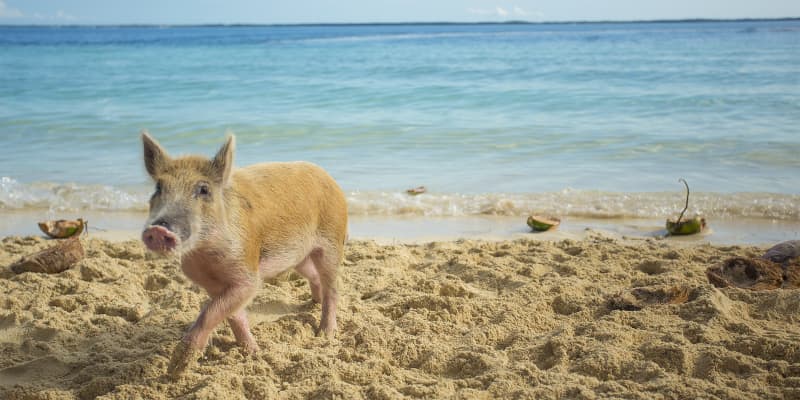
top-left (0, 177), bottom-right (150, 213)
top-left (1, 177), bottom-right (797, 221)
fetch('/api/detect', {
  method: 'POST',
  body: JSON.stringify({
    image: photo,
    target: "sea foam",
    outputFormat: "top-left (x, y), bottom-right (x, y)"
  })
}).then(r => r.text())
top-left (1, 178), bottom-right (796, 221)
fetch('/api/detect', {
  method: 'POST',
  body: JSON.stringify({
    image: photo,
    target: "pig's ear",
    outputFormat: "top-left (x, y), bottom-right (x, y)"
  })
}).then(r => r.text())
top-left (211, 134), bottom-right (235, 186)
top-left (141, 130), bottom-right (170, 177)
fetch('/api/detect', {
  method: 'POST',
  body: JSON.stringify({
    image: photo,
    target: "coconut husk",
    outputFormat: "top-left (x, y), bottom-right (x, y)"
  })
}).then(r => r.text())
top-left (666, 216), bottom-right (706, 236)
top-left (706, 257), bottom-right (783, 291)
top-left (527, 215), bottom-right (561, 232)
top-left (406, 186), bottom-right (426, 196)
top-left (779, 258), bottom-right (800, 289)
top-left (608, 285), bottom-right (692, 311)
top-left (761, 240), bottom-right (800, 265)
top-left (38, 218), bottom-right (87, 239)
top-left (665, 179), bottom-right (707, 236)
top-left (9, 237), bottom-right (84, 274)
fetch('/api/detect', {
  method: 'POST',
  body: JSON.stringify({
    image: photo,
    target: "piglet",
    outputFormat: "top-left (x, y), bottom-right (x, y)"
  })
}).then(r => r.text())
top-left (140, 131), bottom-right (347, 376)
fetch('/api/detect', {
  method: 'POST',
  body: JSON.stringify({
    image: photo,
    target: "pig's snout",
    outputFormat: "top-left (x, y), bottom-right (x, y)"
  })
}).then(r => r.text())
top-left (142, 225), bottom-right (179, 253)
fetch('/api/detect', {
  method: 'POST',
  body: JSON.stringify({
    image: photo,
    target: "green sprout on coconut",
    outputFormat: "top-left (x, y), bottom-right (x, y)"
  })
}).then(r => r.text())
top-left (666, 178), bottom-right (706, 236)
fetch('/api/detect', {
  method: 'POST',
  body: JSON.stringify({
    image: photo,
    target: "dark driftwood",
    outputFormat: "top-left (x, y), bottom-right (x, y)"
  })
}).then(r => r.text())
top-left (10, 238), bottom-right (84, 274)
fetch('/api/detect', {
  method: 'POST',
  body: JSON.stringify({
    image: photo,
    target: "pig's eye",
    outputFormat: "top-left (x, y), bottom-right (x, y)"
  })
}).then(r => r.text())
top-left (154, 182), bottom-right (162, 195)
top-left (195, 182), bottom-right (211, 198)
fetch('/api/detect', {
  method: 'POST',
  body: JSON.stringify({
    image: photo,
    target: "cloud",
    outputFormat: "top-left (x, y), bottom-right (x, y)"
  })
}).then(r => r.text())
top-left (0, 0), bottom-right (23, 18)
top-left (55, 10), bottom-right (77, 21)
top-left (467, 8), bottom-right (490, 16)
top-left (0, 1), bottom-right (78, 22)
top-left (31, 9), bottom-right (78, 21)
top-left (516, 6), bottom-right (545, 18)
top-left (468, 5), bottom-right (541, 19)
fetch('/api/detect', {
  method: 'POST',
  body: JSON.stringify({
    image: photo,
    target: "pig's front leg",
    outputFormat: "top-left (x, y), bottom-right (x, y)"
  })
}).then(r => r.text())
top-left (167, 282), bottom-right (256, 377)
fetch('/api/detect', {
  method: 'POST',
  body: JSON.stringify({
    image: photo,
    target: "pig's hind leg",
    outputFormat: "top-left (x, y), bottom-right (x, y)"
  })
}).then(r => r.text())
top-left (310, 246), bottom-right (340, 337)
top-left (260, 246), bottom-right (338, 337)
top-left (294, 255), bottom-right (323, 303)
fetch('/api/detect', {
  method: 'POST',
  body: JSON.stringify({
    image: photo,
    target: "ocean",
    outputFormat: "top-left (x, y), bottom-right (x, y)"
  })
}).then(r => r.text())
top-left (0, 21), bottom-right (798, 241)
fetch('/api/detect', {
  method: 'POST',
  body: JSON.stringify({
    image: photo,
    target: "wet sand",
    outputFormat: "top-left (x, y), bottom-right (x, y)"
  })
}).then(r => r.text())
top-left (1, 234), bottom-right (799, 399)
top-left (1, 209), bottom-right (798, 245)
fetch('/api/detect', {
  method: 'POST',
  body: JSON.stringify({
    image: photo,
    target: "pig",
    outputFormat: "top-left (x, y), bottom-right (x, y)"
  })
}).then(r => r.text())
top-left (139, 131), bottom-right (347, 376)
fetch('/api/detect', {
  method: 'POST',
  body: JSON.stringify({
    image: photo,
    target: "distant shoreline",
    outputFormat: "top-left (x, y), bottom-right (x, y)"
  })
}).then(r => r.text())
top-left (1, 17), bottom-right (799, 29)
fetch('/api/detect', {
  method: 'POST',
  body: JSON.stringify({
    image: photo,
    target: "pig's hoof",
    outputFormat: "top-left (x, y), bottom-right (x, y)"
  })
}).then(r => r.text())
top-left (315, 326), bottom-right (336, 339)
top-left (167, 341), bottom-right (202, 378)
top-left (241, 340), bottom-right (261, 354)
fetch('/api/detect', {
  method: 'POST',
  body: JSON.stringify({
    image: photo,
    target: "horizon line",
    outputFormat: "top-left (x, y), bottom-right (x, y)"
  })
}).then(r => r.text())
top-left (1, 16), bottom-right (799, 28)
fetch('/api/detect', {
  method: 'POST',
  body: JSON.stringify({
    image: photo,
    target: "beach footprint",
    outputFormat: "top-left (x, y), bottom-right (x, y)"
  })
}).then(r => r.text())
top-left (0, 356), bottom-right (72, 387)
top-left (0, 313), bottom-right (23, 346)
top-left (248, 300), bottom-right (303, 326)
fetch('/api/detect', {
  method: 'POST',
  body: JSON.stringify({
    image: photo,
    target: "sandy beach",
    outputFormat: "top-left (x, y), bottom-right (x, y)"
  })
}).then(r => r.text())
top-left (1, 234), bottom-right (798, 399)
top-left (2, 17), bottom-right (799, 400)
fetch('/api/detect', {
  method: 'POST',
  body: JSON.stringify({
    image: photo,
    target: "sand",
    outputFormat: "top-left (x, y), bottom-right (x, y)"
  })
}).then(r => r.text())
top-left (1, 234), bottom-right (799, 399)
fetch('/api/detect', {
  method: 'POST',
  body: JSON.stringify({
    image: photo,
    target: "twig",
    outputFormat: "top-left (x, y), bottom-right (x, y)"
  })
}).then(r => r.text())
top-left (676, 178), bottom-right (690, 224)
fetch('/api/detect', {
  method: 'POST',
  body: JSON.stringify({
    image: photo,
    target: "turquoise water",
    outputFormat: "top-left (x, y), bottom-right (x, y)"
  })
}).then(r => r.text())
top-left (0, 21), bottom-right (799, 220)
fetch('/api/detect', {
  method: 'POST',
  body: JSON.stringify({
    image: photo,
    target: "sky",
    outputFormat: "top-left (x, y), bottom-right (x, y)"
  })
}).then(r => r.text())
top-left (0, 0), bottom-right (799, 25)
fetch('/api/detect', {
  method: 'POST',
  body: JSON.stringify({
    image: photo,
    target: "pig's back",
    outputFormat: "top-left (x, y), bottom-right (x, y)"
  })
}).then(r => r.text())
top-left (228, 162), bottom-right (347, 267)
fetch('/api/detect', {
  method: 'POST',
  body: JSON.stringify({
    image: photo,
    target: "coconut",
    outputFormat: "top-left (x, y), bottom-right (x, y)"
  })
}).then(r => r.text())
top-left (38, 218), bottom-right (87, 239)
top-left (406, 186), bottom-right (426, 196)
top-left (666, 216), bottom-right (706, 236)
top-left (666, 179), bottom-right (706, 236)
top-left (527, 215), bottom-right (561, 232)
